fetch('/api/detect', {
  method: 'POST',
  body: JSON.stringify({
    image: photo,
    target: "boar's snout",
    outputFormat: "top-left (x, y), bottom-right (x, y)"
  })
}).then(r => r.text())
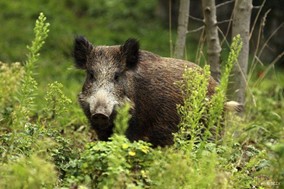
top-left (86, 89), bottom-right (119, 128)
top-left (89, 102), bottom-right (112, 127)
top-left (90, 105), bottom-right (113, 129)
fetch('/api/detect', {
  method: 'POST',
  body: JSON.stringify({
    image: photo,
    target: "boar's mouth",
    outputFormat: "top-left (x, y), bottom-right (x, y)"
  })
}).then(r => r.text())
top-left (90, 110), bottom-right (117, 130)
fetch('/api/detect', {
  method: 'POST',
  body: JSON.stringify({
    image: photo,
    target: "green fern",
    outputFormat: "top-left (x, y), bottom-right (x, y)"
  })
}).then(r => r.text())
top-left (44, 81), bottom-right (72, 127)
top-left (25, 12), bottom-right (50, 74)
top-left (12, 13), bottom-right (49, 128)
top-left (175, 65), bottom-right (211, 149)
top-left (207, 34), bottom-right (242, 139)
top-left (3, 12), bottom-right (50, 166)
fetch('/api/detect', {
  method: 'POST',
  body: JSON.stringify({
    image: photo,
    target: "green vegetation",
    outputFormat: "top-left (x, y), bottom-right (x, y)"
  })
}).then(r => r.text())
top-left (0, 1), bottom-right (283, 189)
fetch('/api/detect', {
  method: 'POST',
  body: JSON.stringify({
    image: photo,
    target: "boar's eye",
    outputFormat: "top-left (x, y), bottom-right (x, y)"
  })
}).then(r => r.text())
top-left (88, 71), bottom-right (96, 81)
top-left (114, 72), bottom-right (120, 82)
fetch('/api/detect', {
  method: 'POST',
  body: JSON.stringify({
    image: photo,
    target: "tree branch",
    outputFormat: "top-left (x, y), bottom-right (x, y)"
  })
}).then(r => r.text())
top-left (187, 26), bottom-right (204, 33)
top-left (217, 19), bottom-right (232, 25)
top-left (188, 15), bottom-right (203, 22)
top-left (216, 0), bottom-right (234, 9)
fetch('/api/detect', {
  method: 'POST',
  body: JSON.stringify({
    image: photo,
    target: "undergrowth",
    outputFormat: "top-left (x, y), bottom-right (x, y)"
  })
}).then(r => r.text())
top-left (0, 13), bottom-right (283, 189)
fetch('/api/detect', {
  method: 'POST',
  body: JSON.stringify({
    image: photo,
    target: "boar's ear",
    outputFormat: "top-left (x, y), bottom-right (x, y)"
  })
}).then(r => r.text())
top-left (73, 36), bottom-right (93, 69)
top-left (120, 38), bottom-right (140, 69)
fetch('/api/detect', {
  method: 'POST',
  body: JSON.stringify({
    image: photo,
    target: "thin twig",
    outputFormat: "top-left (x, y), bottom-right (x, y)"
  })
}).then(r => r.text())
top-left (221, 1), bottom-right (235, 46)
top-left (247, 55), bottom-right (264, 84)
top-left (249, 0), bottom-right (267, 40)
top-left (187, 26), bottom-right (204, 33)
top-left (253, 51), bottom-right (284, 87)
top-left (216, 0), bottom-right (234, 9)
top-left (254, 55), bottom-right (264, 66)
top-left (253, 6), bottom-right (263, 9)
top-left (258, 22), bottom-right (284, 59)
top-left (188, 15), bottom-right (203, 22)
top-left (217, 27), bottom-right (230, 49)
top-left (195, 28), bottom-right (206, 65)
top-left (217, 19), bottom-right (232, 25)
top-left (250, 10), bottom-right (269, 73)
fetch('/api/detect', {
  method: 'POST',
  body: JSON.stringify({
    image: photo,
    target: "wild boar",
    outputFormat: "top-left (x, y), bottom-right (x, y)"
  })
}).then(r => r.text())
top-left (73, 36), bottom-right (234, 147)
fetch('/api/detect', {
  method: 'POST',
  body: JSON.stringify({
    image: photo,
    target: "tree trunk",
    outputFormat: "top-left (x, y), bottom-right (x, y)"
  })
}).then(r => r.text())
top-left (174, 0), bottom-right (190, 59)
top-left (202, 0), bottom-right (221, 82)
top-left (230, 0), bottom-right (252, 105)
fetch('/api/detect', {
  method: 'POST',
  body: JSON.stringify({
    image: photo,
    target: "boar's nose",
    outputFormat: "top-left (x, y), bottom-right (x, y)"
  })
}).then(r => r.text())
top-left (91, 112), bottom-right (109, 125)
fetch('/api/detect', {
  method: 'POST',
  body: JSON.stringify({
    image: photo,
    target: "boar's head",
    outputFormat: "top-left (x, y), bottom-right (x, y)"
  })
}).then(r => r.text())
top-left (73, 36), bottom-right (139, 139)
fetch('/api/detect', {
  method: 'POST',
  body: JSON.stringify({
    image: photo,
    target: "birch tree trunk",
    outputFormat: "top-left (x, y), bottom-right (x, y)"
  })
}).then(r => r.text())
top-left (202, 0), bottom-right (221, 82)
top-left (230, 0), bottom-right (252, 105)
top-left (174, 0), bottom-right (190, 59)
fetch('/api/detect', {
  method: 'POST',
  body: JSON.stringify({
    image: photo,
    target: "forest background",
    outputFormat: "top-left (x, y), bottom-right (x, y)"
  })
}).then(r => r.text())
top-left (0, 0), bottom-right (283, 188)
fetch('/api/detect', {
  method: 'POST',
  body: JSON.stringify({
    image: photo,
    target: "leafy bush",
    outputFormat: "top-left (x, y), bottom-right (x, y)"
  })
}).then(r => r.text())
top-left (63, 103), bottom-right (153, 188)
top-left (0, 13), bottom-right (87, 188)
top-left (0, 154), bottom-right (57, 189)
top-left (0, 62), bottom-right (24, 122)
